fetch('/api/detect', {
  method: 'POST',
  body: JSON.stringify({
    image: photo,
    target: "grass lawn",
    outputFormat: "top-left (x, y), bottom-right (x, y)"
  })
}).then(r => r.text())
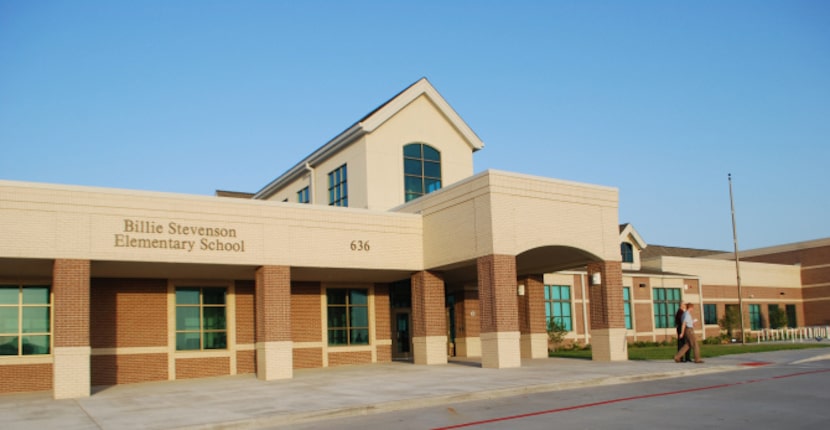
top-left (549, 342), bottom-right (830, 360)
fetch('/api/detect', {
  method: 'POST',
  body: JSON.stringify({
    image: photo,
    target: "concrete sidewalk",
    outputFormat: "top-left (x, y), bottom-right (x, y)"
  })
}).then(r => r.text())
top-left (2, 350), bottom-right (824, 430)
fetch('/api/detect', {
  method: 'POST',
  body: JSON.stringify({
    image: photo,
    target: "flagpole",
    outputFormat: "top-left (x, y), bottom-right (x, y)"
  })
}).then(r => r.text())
top-left (728, 173), bottom-right (746, 343)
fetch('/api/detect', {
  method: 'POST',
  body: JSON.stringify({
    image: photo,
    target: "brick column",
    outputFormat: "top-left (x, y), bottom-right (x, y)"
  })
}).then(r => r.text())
top-left (518, 275), bottom-right (548, 359)
top-left (587, 261), bottom-right (628, 361)
top-left (53, 259), bottom-right (91, 399)
top-left (411, 271), bottom-right (447, 365)
top-left (477, 254), bottom-right (521, 368)
top-left (255, 265), bottom-right (292, 380)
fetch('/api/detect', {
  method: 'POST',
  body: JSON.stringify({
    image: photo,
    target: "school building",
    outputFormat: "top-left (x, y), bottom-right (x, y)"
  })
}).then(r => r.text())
top-left (1, 78), bottom-right (828, 398)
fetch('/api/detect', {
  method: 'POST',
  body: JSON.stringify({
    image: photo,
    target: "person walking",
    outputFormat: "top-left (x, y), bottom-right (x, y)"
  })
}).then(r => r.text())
top-left (674, 302), bottom-right (703, 364)
top-left (674, 303), bottom-right (691, 362)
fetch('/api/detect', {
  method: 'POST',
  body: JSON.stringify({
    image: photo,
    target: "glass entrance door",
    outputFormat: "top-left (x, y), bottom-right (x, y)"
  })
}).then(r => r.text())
top-left (392, 311), bottom-right (411, 360)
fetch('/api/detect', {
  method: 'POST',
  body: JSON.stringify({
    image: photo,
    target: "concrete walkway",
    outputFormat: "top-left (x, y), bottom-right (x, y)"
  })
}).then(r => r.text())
top-left (2, 349), bottom-right (828, 430)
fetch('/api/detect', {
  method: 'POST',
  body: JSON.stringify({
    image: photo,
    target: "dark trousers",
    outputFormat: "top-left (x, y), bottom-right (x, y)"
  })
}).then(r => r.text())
top-left (676, 327), bottom-right (691, 361)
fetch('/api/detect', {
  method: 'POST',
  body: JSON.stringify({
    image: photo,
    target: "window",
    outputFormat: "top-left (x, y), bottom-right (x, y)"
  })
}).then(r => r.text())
top-left (327, 289), bottom-right (369, 345)
top-left (749, 304), bottom-right (762, 330)
top-left (620, 243), bottom-right (634, 263)
top-left (703, 304), bottom-right (717, 325)
top-left (544, 285), bottom-right (572, 331)
top-left (623, 287), bottom-right (632, 329)
top-left (297, 186), bottom-right (310, 204)
top-left (786, 304), bottom-right (797, 328)
top-left (403, 143), bottom-right (441, 202)
top-left (0, 285), bottom-right (51, 356)
top-left (652, 288), bottom-right (682, 329)
top-left (175, 287), bottom-right (227, 351)
top-left (328, 164), bottom-right (348, 207)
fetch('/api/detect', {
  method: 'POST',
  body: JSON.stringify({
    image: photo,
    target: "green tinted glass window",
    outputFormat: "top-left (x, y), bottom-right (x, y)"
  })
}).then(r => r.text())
top-left (326, 288), bottom-right (369, 346)
top-left (22, 287), bottom-right (49, 304)
top-left (0, 287), bottom-right (17, 305)
top-left (175, 287), bottom-right (227, 351)
top-left (403, 143), bottom-right (442, 202)
top-left (0, 285), bottom-right (51, 356)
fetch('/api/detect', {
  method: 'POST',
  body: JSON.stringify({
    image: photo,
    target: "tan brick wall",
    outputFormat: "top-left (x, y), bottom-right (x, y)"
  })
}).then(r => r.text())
top-left (235, 281), bottom-right (255, 345)
top-left (53, 259), bottom-right (90, 348)
top-left (90, 278), bottom-right (167, 348)
top-left (376, 344), bottom-right (392, 363)
top-left (293, 348), bottom-right (323, 369)
top-left (477, 254), bottom-right (519, 334)
top-left (291, 282), bottom-right (321, 342)
top-left (411, 271), bottom-right (446, 338)
top-left (374, 283), bottom-right (391, 341)
top-left (0, 364), bottom-right (53, 394)
top-left (175, 357), bottom-right (230, 379)
top-left (572, 274), bottom-right (589, 336)
top-left (256, 266), bottom-right (291, 343)
top-left (91, 354), bottom-right (167, 386)
top-left (328, 351), bottom-right (372, 367)
top-left (236, 350), bottom-right (256, 374)
top-left (633, 277), bottom-right (651, 300)
top-left (587, 261), bottom-right (625, 330)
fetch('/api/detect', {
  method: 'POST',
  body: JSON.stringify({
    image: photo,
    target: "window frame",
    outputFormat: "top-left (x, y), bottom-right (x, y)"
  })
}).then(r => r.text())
top-left (0, 284), bottom-right (52, 357)
top-left (623, 286), bottom-right (633, 329)
top-left (652, 287), bottom-right (682, 329)
top-left (544, 285), bottom-right (572, 332)
top-left (174, 286), bottom-right (228, 351)
top-left (703, 303), bottom-right (717, 325)
top-left (297, 186), bottom-right (310, 204)
top-left (327, 164), bottom-right (348, 207)
top-left (785, 304), bottom-right (797, 328)
top-left (403, 143), bottom-right (442, 202)
top-left (326, 288), bottom-right (370, 346)
top-left (620, 243), bottom-right (634, 263)
top-left (749, 304), bottom-right (762, 330)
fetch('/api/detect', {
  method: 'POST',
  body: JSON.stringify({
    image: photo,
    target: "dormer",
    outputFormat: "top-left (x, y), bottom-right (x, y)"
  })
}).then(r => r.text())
top-left (619, 223), bottom-right (647, 271)
top-left (251, 78), bottom-right (484, 211)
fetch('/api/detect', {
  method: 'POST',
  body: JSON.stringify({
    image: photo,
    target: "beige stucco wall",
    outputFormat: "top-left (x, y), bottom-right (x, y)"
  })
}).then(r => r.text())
top-left (265, 174), bottom-right (311, 204)
top-left (645, 256), bottom-right (801, 288)
top-left (0, 180), bottom-right (421, 271)
top-left (398, 170), bottom-right (620, 269)
top-left (365, 94), bottom-right (475, 211)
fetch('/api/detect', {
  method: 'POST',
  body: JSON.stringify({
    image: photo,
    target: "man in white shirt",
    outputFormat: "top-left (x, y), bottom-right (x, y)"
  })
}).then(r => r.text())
top-left (674, 302), bottom-right (703, 364)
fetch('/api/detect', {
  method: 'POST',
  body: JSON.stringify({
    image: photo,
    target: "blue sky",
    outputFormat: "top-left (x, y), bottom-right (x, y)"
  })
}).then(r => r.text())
top-left (1, 1), bottom-right (828, 251)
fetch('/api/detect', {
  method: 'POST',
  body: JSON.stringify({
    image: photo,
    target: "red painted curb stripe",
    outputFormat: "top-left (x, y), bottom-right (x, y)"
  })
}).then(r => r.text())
top-left (432, 368), bottom-right (830, 430)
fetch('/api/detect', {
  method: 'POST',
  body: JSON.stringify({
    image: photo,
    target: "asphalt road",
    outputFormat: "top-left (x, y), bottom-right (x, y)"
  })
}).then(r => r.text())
top-left (284, 352), bottom-right (830, 430)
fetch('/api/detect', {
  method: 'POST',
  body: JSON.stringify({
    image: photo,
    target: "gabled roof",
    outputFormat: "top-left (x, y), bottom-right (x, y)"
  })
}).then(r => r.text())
top-left (640, 245), bottom-right (726, 260)
top-left (253, 78), bottom-right (484, 200)
top-left (706, 237), bottom-right (830, 260)
top-left (619, 223), bottom-right (647, 250)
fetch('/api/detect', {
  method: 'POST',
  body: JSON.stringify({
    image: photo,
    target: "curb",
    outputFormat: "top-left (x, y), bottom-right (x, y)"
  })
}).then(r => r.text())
top-left (177, 364), bottom-right (744, 430)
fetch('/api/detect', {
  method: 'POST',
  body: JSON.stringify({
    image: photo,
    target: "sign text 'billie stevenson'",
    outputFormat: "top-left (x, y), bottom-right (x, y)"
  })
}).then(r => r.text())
top-left (114, 219), bottom-right (246, 253)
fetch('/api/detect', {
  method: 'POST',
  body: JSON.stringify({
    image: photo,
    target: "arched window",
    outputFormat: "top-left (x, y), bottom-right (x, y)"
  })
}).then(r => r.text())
top-left (620, 242), bottom-right (634, 263)
top-left (403, 143), bottom-right (441, 202)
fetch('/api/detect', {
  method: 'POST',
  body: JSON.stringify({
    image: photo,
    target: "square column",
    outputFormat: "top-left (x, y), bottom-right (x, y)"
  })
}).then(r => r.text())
top-left (255, 265), bottom-right (293, 380)
top-left (518, 275), bottom-right (548, 359)
top-left (53, 259), bottom-right (91, 399)
top-left (477, 255), bottom-right (521, 369)
top-left (411, 271), bottom-right (447, 365)
top-left (587, 261), bottom-right (628, 361)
